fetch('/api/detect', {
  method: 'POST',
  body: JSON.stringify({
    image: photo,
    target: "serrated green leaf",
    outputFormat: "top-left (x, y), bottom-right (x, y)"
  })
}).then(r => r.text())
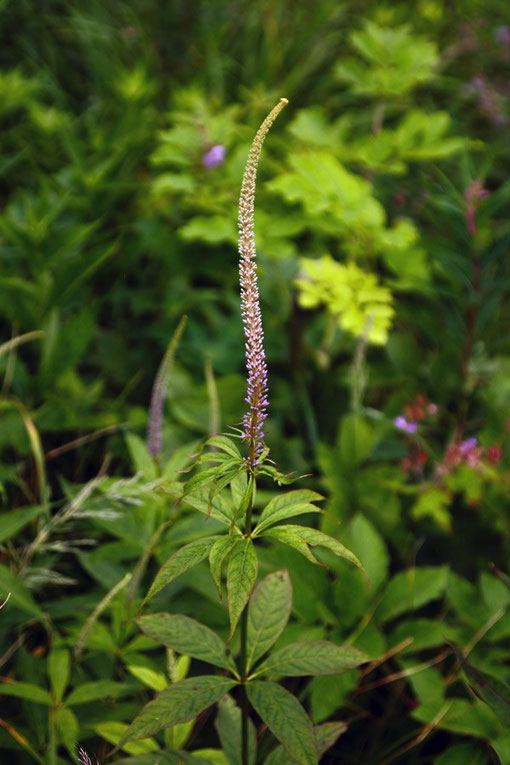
top-left (253, 641), bottom-right (368, 678)
top-left (209, 535), bottom-right (239, 598)
top-left (247, 570), bottom-right (292, 671)
top-left (254, 489), bottom-right (325, 535)
top-left (48, 647), bottom-right (70, 702)
top-left (65, 680), bottom-right (137, 706)
top-left (247, 681), bottom-right (317, 765)
top-left (143, 535), bottom-right (222, 605)
top-left (226, 537), bottom-right (258, 641)
top-left (262, 526), bottom-right (324, 566)
top-left (0, 505), bottom-right (45, 544)
top-left (206, 435), bottom-right (242, 459)
top-left (215, 694), bottom-right (257, 765)
top-left (262, 525), bottom-right (364, 572)
top-left (0, 681), bottom-right (52, 705)
top-left (264, 721), bottom-right (346, 764)
top-left (181, 487), bottom-right (235, 527)
top-left (138, 613), bottom-right (238, 675)
top-left (119, 676), bottom-right (237, 744)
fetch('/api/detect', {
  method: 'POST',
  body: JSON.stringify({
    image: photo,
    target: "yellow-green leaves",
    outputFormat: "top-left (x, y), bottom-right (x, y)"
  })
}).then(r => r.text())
top-left (296, 255), bottom-right (394, 345)
top-left (336, 21), bottom-right (438, 97)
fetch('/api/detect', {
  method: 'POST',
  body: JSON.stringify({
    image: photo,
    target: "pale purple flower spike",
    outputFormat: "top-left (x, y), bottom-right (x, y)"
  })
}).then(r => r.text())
top-left (238, 99), bottom-right (288, 466)
top-left (203, 144), bottom-right (226, 168)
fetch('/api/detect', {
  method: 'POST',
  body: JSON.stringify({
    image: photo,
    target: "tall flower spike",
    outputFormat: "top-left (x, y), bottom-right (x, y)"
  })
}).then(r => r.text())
top-left (238, 98), bottom-right (288, 468)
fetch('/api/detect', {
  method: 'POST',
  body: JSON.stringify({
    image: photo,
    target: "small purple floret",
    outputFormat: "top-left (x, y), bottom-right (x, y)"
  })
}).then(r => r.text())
top-left (460, 437), bottom-right (478, 454)
top-left (394, 416), bottom-right (418, 434)
top-left (203, 144), bottom-right (226, 169)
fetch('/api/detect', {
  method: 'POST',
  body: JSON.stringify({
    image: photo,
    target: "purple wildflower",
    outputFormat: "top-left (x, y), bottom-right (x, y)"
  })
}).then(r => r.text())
top-left (238, 99), bottom-right (288, 466)
top-left (394, 416), bottom-right (418, 434)
top-left (203, 144), bottom-right (226, 169)
top-left (495, 26), bottom-right (510, 45)
top-left (459, 437), bottom-right (478, 454)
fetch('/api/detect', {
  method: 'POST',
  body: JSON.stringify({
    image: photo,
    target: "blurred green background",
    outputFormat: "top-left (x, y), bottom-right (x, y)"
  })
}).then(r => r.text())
top-left (2, 1), bottom-right (510, 763)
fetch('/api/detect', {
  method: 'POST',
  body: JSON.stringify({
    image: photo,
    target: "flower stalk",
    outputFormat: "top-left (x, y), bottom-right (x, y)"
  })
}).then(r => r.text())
top-left (238, 98), bottom-right (288, 468)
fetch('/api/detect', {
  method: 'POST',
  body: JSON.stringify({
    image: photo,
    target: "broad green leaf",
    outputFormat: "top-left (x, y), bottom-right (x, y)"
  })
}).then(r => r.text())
top-left (48, 647), bottom-right (70, 702)
top-left (262, 526), bottom-right (322, 566)
top-left (126, 432), bottom-right (157, 482)
top-left (253, 641), bottom-right (368, 678)
top-left (127, 665), bottom-right (167, 691)
top-left (120, 676), bottom-right (237, 744)
top-left (209, 535), bottom-right (239, 598)
top-left (215, 694), bottom-right (257, 765)
top-left (0, 563), bottom-right (45, 620)
top-left (226, 537), bottom-right (258, 641)
top-left (246, 569), bottom-right (292, 671)
top-left (95, 721), bottom-right (158, 754)
top-left (349, 513), bottom-right (389, 592)
top-left (181, 487), bottom-right (235, 527)
top-left (144, 535), bottom-right (222, 605)
top-left (247, 681), bottom-right (317, 765)
top-left (435, 742), bottom-right (493, 765)
top-left (138, 613), bottom-right (238, 675)
top-left (310, 671), bottom-right (360, 724)
top-left (262, 525), bottom-right (364, 572)
top-left (451, 642), bottom-right (510, 727)
top-left (55, 706), bottom-right (79, 754)
top-left (264, 721), bottom-right (346, 764)
top-left (254, 490), bottom-right (325, 535)
top-left (0, 505), bottom-right (45, 544)
top-left (206, 435), bottom-right (242, 459)
top-left (65, 680), bottom-right (137, 706)
top-left (0, 681), bottom-right (52, 705)
top-left (376, 566), bottom-right (448, 622)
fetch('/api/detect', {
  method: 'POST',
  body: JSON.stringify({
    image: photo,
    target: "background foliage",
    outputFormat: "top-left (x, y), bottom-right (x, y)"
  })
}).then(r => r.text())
top-left (2, 0), bottom-right (510, 762)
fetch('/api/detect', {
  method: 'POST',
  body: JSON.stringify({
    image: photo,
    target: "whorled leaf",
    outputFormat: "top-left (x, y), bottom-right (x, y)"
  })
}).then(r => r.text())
top-left (252, 640), bottom-right (368, 678)
top-left (215, 693), bottom-right (257, 765)
top-left (262, 525), bottom-right (364, 573)
top-left (226, 537), bottom-right (258, 641)
top-left (118, 676), bottom-right (237, 745)
top-left (138, 613), bottom-right (238, 675)
top-left (247, 680), bottom-right (317, 765)
top-left (264, 721), bottom-right (347, 764)
top-left (209, 535), bottom-right (240, 598)
top-left (143, 535), bottom-right (223, 606)
top-left (246, 570), bottom-right (292, 671)
top-left (254, 490), bottom-right (325, 536)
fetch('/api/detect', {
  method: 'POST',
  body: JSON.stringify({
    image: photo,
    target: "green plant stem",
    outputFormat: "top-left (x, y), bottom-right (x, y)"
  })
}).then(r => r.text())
top-left (240, 478), bottom-right (254, 765)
